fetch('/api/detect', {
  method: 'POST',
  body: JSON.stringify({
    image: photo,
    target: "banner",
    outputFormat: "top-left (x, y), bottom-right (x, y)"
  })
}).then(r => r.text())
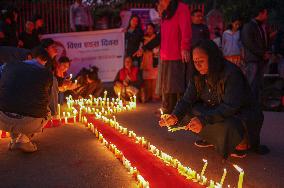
top-left (43, 29), bottom-right (125, 82)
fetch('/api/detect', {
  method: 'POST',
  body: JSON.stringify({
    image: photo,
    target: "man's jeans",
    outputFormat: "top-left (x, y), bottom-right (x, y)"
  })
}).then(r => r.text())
top-left (0, 111), bottom-right (48, 142)
top-left (242, 62), bottom-right (264, 104)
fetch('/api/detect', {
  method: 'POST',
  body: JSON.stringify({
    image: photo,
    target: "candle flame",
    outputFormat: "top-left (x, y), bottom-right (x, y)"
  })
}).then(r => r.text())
top-left (202, 159), bottom-right (207, 163)
top-left (233, 164), bottom-right (244, 173)
top-left (159, 108), bottom-right (163, 115)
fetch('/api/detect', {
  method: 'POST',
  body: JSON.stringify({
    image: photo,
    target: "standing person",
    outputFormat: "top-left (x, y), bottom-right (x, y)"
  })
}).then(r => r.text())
top-left (125, 15), bottom-right (144, 67)
top-left (241, 5), bottom-right (271, 103)
top-left (222, 15), bottom-right (242, 67)
top-left (40, 38), bottom-right (59, 117)
top-left (159, 40), bottom-right (266, 158)
top-left (70, 0), bottom-right (93, 32)
top-left (191, 9), bottom-right (210, 47)
top-left (158, 0), bottom-right (191, 114)
top-left (40, 38), bottom-right (58, 72)
top-left (273, 27), bottom-right (284, 78)
top-left (1, 8), bottom-right (18, 47)
top-left (18, 21), bottom-right (40, 49)
top-left (140, 23), bottom-right (160, 102)
top-left (0, 47), bottom-right (53, 153)
top-left (189, 8), bottom-right (210, 84)
top-left (33, 14), bottom-right (45, 39)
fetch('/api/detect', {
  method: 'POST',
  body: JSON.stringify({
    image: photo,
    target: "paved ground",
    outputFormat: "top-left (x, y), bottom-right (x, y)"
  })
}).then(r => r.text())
top-left (0, 125), bottom-right (136, 188)
top-left (0, 102), bottom-right (284, 188)
top-left (116, 103), bottom-right (284, 188)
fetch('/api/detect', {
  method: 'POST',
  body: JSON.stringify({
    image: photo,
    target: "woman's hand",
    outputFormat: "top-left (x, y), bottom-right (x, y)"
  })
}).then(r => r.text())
top-left (181, 50), bottom-right (190, 63)
top-left (185, 117), bottom-right (203, 133)
top-left (159, 114), bottom-right (178, 127)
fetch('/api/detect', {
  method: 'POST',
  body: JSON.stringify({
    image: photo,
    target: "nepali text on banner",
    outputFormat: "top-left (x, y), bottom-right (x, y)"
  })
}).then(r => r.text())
top-left (43, 28), bottom-right (125, 82)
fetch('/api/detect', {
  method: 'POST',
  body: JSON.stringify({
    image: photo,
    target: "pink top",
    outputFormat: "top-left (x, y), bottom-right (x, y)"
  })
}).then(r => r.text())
top-left (160, 2), bottom-right (192, 61)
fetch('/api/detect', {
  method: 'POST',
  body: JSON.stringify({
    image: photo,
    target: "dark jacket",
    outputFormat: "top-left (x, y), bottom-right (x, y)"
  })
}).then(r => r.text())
top-left (173, 62), bottom-right (263, 146)
top-left (0, 46), bottom-right (31, 65)
top-left (241, 19), bottom-right (269, 63)
top-left (191, 24), bottom-right (210, 46)
top-left (0, 60), bottom-right (53, 118)
top-left (125, 28), bottom-right (144, 57)
top-left (2, 21), bottom-right (18, 47)
top-left (273, 30), bottom-right (284, 56)
top-left (142, 33), bottom-right (161, 51)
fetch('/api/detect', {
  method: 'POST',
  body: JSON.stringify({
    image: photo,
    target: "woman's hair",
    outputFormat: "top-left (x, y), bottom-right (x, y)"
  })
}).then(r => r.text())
top-left (227, 14), bottom-right (242, 30)
top-left (31, 46), bottom-right (49, 62)
top-left (58, 56), bottom-right (71, 65)
top-left (87, 66), bottom-right (99, 81)
top-left (127, 14), bottom-right (142, 31)
top-left (161, 0), bottom-right (179, 20)
top-left (146, 23), bottom-right (156, 31)
top-left (189, 39), bottom-right (225, 87)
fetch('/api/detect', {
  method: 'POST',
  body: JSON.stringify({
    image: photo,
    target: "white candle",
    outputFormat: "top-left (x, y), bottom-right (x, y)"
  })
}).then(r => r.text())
top-left (233, 165), bottom-right (244, 188)
top-left (220, 168), bottom-right (227, 185)
top-left (104, 90), bottom-right (107, 100)
top-left (200, 159), bottom-right (208, 177)
top-left (57, 104), bottom-right (61, 119)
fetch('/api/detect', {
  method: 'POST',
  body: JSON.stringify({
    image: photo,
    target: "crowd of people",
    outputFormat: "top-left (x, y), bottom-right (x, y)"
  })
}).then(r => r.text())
top-left (0, 0), bottom-right (283, 159)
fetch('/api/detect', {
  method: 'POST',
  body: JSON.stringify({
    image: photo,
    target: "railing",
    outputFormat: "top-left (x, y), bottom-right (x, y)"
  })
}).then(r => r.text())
top-left (11, 0), bottom-right (205, 34)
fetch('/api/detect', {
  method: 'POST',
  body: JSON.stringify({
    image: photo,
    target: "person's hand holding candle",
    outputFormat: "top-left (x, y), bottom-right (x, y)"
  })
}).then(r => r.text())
top-left (159, 114), bottom-right (178, 127)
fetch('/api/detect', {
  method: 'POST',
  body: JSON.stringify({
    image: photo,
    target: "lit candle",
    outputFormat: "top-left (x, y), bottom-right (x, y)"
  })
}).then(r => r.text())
top-left (220, 168), bottom-right (227, 186)
top-left (63, 112), bottom-right (67, 124)
top-left (133, 95), bottom-right (136, 105)
top-left (74, 79), bottom-right (77, 85)
top-left (200, 159), bottom-right (208, 177)
top-left (69, 73), bottom-right (72, 79)
top-left (57, 104), bottom-right (61, 119)
top-left (73, 110), bottom-right (77, 123)
top-left (233, 165), bottom-right (244, 188)
top-left (209, 180), bottom-right (215, 188)
top-left (104, 90), bottom-right (107, 100)
top-left (160, 108), bottom-right (163, 116)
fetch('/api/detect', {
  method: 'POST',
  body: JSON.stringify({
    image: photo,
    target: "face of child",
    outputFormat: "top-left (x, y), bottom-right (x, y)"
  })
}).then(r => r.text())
top-left (232, 20), bottom-right (241, 31)
top-left (192, 48), bottom-right (209, 75)
top-left (146, 25), bottom-right (155, 36)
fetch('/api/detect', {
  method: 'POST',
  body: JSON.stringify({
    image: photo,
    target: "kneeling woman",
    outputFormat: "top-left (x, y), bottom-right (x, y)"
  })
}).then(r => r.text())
top-left (159, 40), bottom-right (264, 159)
top-left (114, 56), bottom-right (142, 101)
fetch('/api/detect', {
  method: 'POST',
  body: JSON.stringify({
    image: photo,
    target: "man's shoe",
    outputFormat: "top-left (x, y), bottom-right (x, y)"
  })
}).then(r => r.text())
top-left (194, 140), bottom-right (214, 148)
top-left (14, 142), bottom-right (37, 153)
top-left (230, 149), bottom-right (247, 158)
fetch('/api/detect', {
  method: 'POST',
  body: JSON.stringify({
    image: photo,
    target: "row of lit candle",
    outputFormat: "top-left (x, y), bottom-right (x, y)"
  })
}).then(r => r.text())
top-left (85, 122), bottom-right (149, 188)
top-left (90, 106), bottom-right (244, 188)
top-left (59, 95), bottom-right (244, 188)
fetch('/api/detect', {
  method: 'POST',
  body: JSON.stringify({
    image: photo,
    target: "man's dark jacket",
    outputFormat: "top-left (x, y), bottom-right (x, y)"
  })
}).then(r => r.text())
top-left (241, 19), bottom-right (269, 63)
top-left (0, 61), bottom-right (53, 118)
